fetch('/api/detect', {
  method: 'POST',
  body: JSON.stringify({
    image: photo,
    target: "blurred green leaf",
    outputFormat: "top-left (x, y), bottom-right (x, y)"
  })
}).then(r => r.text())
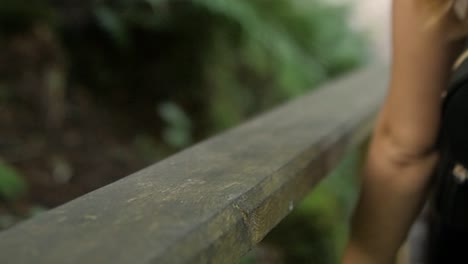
top-left (162, 127), bottom-right (191, 148)
top-left (158, 102), bottom-right (191, 129)
top-left (94, 6), bottom-right (130, 47)
top-left (0, 161), bottom-right (27, 201)
top-left (158, 102), bottom-right (192, 148)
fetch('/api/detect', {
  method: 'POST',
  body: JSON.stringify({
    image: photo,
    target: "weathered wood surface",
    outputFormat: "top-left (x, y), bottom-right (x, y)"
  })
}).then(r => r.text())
top-left (0, 65), bottom-right (387, 264)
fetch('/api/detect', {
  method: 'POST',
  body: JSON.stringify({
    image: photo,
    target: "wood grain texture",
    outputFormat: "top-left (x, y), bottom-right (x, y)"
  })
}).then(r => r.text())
top-left (0, 65), bottom-right (388, 264)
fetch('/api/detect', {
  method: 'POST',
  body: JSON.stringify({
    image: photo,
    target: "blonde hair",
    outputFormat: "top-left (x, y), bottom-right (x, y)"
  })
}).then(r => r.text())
top-left (418, 0), bottom-right (468, 40)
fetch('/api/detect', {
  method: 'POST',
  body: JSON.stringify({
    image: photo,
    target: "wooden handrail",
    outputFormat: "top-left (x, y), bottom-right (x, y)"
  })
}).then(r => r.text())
top-left (0, 65), bottom-right (387, 264)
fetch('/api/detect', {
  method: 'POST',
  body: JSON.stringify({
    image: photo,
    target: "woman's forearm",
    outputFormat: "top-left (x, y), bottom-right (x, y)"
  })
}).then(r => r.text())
top-left (343, 137), bottom-right (439, 264)
top-left (343, 0), bottom-right (462, 263)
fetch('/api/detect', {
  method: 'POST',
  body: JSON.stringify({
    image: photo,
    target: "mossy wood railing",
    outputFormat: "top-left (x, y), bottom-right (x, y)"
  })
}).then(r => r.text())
top-left (0, 65), bottom-right (387, 264)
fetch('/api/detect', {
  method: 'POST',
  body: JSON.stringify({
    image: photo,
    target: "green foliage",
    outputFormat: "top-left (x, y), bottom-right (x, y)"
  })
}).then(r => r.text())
top-left (304, 146), bottom-right (364, 257)
top-left (0, 161), bottom-right (27, 201)
top-left (191, 0), bottom-right (368, 129)
top-left (52, 0), bottom-right (367, 132)
top-left (94, 6), bottom-right (130, 48)
top-left (157, 102), bottom-right (193, 148)
top-left (0, 0), bottom-right (367, 134)
top-left (260, 146), bottom-right (364, 264)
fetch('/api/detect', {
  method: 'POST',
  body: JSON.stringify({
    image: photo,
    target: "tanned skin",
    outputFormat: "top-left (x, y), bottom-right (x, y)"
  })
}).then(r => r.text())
top-left (342, 1), bottom-right (464, 263)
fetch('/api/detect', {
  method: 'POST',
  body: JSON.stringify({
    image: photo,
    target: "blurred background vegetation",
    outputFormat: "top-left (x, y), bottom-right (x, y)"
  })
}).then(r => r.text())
top-left (0, 0), bottom-right (368, 262)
